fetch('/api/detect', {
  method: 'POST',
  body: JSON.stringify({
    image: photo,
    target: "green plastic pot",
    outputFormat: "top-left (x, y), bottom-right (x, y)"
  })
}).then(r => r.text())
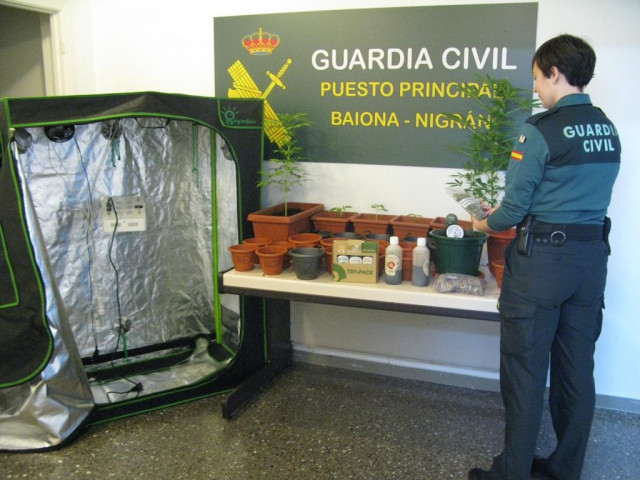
top-left (288, 247), bottom-right (325, 280)
top-left (428, 229), bottom-right (488, 276)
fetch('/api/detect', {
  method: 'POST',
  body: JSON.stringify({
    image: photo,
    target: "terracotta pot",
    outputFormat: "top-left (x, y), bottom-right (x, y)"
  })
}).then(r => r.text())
top-left (243, 237), bottom-right (271, 264)
top-left (390, 215), bottom-right (433, 241)
top-left (247, 202), bottom-right (324, 242)
top-left (431, 216), bottom-right (473, 231)
top-left (320, 237), bottom-right (338, 249)
top-left (228, 244), bottom-right (257, 272)
top-left (377, 244), bottom-right (389, 277)
top-left (243, 237), bottom-right (271, 247)
top-left (270, 240), bottom-right (294, 250)
top-left (399, 241), bottom-right (415, 281)
top-left (255, 245), bottom-right (288, 275)
top-left (270, 241), bottom-right (294, 268)
top-left (311, 210), bottom-right (358, 234)
top-left (361, 237), bottom-right (389, 277)
top-left (351, 213), bottom-right (395, 235)
top-left (487, 228), bottom-right (516, 275)
top-left (491, 260), bottom-right (505, 289)
top-left (320, 237), bottom-right (339, 274)
top-left (288, 232), bottom-right (322, 248)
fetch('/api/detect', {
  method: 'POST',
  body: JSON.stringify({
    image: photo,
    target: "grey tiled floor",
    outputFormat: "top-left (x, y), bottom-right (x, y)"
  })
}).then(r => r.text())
top-left (2, 363), bottom-right (638, 479)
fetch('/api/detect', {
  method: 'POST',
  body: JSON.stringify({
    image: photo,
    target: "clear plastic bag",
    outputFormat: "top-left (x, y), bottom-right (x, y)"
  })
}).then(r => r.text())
top-left (446, 187), bottom-right (487, 220)
top-left (433, 273), bottom-right (485, 296)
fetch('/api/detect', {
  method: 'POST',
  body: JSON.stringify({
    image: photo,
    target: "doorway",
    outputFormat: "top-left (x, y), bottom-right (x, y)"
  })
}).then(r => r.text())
top-left (0, 3), bottom-right (56, 97)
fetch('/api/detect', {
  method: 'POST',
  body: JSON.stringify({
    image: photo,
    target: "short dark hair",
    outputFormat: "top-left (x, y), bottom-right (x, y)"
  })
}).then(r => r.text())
top-left (532, 34), bottom-right (596, 89)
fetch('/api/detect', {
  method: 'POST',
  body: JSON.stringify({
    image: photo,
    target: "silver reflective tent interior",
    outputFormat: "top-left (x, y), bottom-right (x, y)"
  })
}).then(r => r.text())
top-left (0, 93), bottom-right (271, 451)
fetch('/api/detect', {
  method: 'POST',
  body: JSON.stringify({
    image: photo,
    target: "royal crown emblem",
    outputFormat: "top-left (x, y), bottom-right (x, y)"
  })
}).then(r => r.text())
top-left (242, 27), bottom-right (280, 55)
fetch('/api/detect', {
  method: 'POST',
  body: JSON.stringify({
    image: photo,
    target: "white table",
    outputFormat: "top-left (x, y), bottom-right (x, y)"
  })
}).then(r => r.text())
top-left (221, 267), bottom-right (500, 321)
top-left (218, 266), bottom-right (500, 417)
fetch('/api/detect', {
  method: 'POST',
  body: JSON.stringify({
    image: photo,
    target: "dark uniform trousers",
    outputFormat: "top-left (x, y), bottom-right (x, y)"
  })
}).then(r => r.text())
top-left (490, 236), bottom-right (609, 480)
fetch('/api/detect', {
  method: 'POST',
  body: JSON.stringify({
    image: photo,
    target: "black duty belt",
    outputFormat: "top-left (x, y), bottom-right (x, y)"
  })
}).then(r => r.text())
top-left (530, 221), bottom-right (604, 246)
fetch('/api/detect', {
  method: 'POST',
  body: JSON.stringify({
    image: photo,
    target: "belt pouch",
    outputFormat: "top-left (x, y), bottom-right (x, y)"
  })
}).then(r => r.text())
top-left (517, 214), bottom-right (534, 256)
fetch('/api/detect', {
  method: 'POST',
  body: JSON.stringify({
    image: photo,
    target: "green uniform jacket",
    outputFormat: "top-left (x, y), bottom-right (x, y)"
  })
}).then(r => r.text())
top-left (488, 93), bottom-right (621, 232)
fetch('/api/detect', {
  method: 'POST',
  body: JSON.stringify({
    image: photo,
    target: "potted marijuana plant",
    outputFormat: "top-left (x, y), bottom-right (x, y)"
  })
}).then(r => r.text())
top-left (248, 112), bottom-right (323, 241)
top-left (390, 213), bottom-right (434, 241)
top-left (447, 74), bottom-right (540, 207)
top-left (351, 203), bottom-right (395, 235)
top-left (446, 74), bottom-right (540, 274)
top-left (311, 205), bottom-right (359, 234)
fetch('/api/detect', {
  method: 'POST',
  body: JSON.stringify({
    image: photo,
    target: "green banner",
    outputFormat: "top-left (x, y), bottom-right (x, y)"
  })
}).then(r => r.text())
top-left (214, 3), bottom-right (538, 168)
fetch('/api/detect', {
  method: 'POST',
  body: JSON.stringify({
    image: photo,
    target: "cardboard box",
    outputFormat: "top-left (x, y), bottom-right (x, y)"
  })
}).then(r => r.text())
top-left (332, 239), bottom-right (378, 283)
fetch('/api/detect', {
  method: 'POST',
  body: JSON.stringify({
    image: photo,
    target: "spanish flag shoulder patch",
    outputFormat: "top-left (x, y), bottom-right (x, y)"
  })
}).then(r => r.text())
top-left (510, 150), bottom-right (524, 162)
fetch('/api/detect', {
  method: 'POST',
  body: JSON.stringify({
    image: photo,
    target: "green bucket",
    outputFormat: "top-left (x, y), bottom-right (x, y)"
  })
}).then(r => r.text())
top-left (428, 229), bottom-right (488, 275)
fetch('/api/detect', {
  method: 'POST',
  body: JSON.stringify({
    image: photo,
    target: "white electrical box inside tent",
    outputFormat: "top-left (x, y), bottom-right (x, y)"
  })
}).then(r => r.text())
top-left (102, 196), bottom-right (147, 232)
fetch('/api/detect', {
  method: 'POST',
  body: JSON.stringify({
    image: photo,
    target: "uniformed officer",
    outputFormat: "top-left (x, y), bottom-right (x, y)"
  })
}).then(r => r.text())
top-left (469, 34), bottom-right (621, 480)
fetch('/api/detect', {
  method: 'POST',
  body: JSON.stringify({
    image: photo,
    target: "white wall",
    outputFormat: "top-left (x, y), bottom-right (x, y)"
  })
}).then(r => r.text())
top-left (30, 0), bottom-right (640, 405)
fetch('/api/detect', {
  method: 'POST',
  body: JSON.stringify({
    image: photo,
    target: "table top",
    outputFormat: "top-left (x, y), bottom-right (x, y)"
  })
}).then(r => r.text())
top-left (221, 266), bottom-right (500, 321)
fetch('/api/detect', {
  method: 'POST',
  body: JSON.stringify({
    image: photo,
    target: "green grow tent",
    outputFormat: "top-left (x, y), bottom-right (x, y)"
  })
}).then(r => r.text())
top-left (0, 92), bottom-right (281, 451)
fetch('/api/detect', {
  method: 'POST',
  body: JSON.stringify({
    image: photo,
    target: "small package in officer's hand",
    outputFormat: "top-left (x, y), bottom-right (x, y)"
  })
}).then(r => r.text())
top-left (433, 273), bottom-right (485, 296)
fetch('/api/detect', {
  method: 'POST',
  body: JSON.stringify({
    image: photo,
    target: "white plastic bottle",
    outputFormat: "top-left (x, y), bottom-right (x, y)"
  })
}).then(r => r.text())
top-left (384, 236), bottom-right (403, 285)
top-left (411, 237), bottom-right (430, 287)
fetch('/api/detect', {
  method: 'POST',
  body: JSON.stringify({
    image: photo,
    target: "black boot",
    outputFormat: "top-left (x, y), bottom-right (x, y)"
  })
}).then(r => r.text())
top-left (531, 456), bottom-right (561, 480)
top-left (468, 467), bottom-right (494, 479)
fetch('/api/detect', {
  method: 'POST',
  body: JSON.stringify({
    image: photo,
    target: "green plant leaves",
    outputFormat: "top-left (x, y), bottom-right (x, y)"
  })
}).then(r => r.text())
top-left (446, 75), bottom-right (540, 206)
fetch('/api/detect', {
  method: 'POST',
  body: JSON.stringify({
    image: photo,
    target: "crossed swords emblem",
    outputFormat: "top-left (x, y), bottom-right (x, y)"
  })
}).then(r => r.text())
top-left (227, 58), bottom-right (292, 147)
